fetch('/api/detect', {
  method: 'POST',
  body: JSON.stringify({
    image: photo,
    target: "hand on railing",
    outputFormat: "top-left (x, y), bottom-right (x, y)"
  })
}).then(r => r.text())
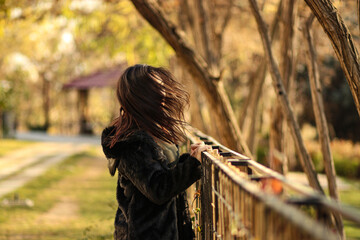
top-left (190, 142), bottom-right (212, 162)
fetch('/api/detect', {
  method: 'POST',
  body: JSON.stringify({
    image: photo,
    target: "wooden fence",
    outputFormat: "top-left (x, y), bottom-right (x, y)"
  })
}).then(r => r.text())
top-left (184, 126), bottom-right (360, 240)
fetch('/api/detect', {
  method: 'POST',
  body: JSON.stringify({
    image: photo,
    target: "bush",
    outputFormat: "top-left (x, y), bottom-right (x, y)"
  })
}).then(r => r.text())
top-left (305, 140), bottom-right (360, 179)
top-left (256, 146), bottom-right (268, 167)
top-left (333, 155), bottom-right (360, 179)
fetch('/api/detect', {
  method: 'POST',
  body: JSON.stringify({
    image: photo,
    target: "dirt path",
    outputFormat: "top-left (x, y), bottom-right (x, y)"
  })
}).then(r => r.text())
top-left (287, 172), bottom-right (352, 190)
top-left (0, 143), bottom-right (86, 180)
top-left (0, 142), bottom-right (92, 198)
top-left (35, 156), bottom-right (105, 225)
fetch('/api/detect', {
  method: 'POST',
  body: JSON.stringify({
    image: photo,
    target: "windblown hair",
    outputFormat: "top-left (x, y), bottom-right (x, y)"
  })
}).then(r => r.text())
top-left (109, 64), bottom-right (189, 148)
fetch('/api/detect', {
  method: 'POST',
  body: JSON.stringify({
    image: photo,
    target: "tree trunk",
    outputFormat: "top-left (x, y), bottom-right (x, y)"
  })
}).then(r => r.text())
top-left (248, 0), bottom-right (323, 192)
top-left (130, 0), bottom-right (252, 156)
top-left (269, 106), bottom-right (284, 172)
top-left (239, 0), bottom-right (282, 155)
top-left (187, 0), bottom-right (233, 141)
top-left (303, 14), bottom-right (344, 239)
top-left (304, 0), bottom-right (360, 118)
top-left (178, 0), bottom-right (218, 139)
top-left (78, 89), bottom-right (92, 135)
top-left (241, 61), bottom-right (267, 154)
top-left (358, 0), bottom-right (360, 33)
top-left (0, 109), bottom-right (3, 138)
top-left (170, 57), bottom-right (208, 133)
top-left (41, 75), bottom-right (50, 131)
top-left (269, 0), bottom-right (297, 174)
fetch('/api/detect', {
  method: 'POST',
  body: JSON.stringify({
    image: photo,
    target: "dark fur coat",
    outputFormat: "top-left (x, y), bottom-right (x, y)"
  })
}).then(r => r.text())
top-left (101, 127), bottom-right (202, 240)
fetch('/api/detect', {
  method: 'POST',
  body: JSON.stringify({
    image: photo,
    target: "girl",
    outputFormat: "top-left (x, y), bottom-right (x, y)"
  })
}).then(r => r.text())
top-left (101, 64), bottom-right (210, 240)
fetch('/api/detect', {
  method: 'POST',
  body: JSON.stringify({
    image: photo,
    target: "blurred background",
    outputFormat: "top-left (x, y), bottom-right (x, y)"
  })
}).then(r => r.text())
top-left (0, 0), bottom-right (360, 239)
top-left (1, 0), bottom-right (359, 175)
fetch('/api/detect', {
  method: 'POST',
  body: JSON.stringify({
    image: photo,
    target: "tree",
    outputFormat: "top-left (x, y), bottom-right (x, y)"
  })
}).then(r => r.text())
top-left (304, 0), bottom-right (360, 118)
top-left (302, 14), bottom-right (344, 238)
top-left (0, 0), bottom-right (174, 135)
top-left (130, 0), bottom-right (252, 156)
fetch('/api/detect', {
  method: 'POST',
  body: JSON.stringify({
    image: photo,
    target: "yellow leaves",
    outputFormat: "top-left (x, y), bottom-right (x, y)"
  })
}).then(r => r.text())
top-left (0, 19), bottom-right (4, 38)
top-left (116, 1), bottom-right (134, 15)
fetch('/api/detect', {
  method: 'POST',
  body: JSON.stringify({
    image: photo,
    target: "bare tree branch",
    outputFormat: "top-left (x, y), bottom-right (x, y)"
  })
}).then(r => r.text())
top-left (240, 0), bottom-right (282, 154)
top-left (304, 0), bottom-right (360, 118)
top-left (302, 14), bottom-right (344, 239)
top-left (269, 0), bottom-right (297, 174)
top-left (130, 0), bottom-right (252, 156)
top-left (248, 0), bottom-right (323, 192)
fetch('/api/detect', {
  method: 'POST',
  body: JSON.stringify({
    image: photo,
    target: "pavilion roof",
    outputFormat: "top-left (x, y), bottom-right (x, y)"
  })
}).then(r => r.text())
top-left (63, 63), bottom-right (126, 90)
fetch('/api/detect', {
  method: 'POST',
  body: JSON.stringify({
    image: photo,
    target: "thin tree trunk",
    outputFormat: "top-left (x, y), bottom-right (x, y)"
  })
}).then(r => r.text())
top-left (41, 74), bottom-right (50, 131)
top-left (269, 0), bottom-right (297, 174)
top-left (177, 2), bottom-right (209, 136)
top-left (242, 62), bottom-right (267, 153)
top-left (177, 0), bottom-right (220, 140)
top-left (78, 89), bottom-right (92, 134)
top-left (239, 0), bottom-right (282, 155)
top-left (279, 0), bottom-right (296, 91)
top-left (269, 107), bottom-right (284, 172)
top-left (303, 14), bottom-right (344, 239)
top-left (248, 0), bottom-right (323, 192)
top-left (304, 0), bottom-right (360, 118)
top-left (194, 0), bottom-right (212, 66)
top-left (130, 0), bottom-right (252, 156)
top-left (358, 0), bottom-right (360, 33)
top-left (0, 109), bottom-right (3, 138)
top-left (171, 57), bottom-right (208, 133)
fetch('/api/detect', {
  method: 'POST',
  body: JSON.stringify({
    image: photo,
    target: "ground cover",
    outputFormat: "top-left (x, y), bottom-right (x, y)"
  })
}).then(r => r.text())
top-left (340, 178), bottom-right (360, 240)
top-left (0, 147), bottom-right (117, 240)
top-left (0, 139), bottom-right (35, 157)
top-left (0, 140), bottom-right (358, 239)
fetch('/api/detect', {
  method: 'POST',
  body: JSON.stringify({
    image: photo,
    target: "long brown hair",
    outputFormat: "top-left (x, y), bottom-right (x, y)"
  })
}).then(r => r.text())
top-left (109, 64), bottom-right (189, 148)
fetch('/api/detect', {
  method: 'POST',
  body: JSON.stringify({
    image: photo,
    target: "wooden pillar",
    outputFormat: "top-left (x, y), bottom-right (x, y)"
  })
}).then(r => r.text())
top-left (1, 110), bottom-right (16, 138)
top-left (78, 89), bottom-right (93, 135)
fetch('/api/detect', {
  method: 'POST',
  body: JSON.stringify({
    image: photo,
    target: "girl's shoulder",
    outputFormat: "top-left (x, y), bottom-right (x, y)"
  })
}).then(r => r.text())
top-left (101, 126), bottom-right (157, 159)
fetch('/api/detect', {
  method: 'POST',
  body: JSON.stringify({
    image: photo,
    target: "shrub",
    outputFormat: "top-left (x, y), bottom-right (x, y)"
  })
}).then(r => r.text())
top-left (333, 154), bottom-right (360, 179)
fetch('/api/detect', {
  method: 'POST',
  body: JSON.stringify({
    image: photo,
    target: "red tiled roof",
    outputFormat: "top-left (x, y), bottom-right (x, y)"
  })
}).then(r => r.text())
top-left (63, 64), bottom-right (126, 90)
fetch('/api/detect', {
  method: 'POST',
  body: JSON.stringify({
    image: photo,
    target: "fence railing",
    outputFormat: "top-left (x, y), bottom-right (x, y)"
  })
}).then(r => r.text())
top-left (184, 126), bottom-right (360, 240)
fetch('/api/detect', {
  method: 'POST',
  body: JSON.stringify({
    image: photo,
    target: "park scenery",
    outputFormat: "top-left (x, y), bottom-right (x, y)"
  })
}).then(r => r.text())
top-left (1, 0), bottom-right (360, 239)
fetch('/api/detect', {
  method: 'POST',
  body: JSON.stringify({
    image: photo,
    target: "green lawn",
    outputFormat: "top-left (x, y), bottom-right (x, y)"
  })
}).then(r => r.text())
top-left (0, 139), bottom-right (36, 157)
top-left (0, 147), bottom-right (117, 240)
top-left (339, 179), bottom-right (360, 240)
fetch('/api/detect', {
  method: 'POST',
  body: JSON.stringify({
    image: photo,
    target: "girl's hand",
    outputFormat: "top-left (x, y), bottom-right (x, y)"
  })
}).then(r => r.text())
top-left (190, 142), bottom-right (212, 162)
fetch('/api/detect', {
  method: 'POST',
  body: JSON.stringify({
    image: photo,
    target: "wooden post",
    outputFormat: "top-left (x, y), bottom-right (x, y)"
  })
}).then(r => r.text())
top-left (78, 89), bottom-right (93, 135)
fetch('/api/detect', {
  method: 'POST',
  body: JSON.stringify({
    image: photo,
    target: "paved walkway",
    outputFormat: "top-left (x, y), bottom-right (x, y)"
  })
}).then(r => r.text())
top-left (0, 132), bottom-right (100, 198)
top-left (287, 172), bottom-right (352, 191)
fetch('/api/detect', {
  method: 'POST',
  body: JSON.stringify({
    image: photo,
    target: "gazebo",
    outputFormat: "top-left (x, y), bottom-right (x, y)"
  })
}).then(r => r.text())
top-left (63, 63), bottom-right (126, 134)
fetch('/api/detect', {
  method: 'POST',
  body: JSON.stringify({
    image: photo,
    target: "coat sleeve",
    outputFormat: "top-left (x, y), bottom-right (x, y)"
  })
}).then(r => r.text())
top-left (118, 142), bottom-right (202, 205)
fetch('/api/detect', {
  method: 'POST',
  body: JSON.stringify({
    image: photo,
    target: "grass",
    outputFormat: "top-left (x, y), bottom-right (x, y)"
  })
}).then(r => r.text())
top-left (0, 147), bottom-right (117, 240)
top-left (0, 139), bottom-right (36, 157)
top-left (0, 139), bottom-right (359, 239)
top-left (339, 179), bottom-right (360, 240)
top-left (306, 140), bottom-right (360, 179)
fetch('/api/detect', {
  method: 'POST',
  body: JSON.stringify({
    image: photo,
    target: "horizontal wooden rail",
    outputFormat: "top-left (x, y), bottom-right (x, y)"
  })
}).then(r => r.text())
top-left (185, 126), bottom-right (360, 240)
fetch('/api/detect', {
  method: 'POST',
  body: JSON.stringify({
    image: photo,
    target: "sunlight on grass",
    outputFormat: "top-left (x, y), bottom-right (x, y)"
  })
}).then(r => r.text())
top-left (339, 178), bottom-right (360, 240)
top-left (0, 147), bottom-right (117, 240)
top-left (0, 139), bottom-right (36, 157)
